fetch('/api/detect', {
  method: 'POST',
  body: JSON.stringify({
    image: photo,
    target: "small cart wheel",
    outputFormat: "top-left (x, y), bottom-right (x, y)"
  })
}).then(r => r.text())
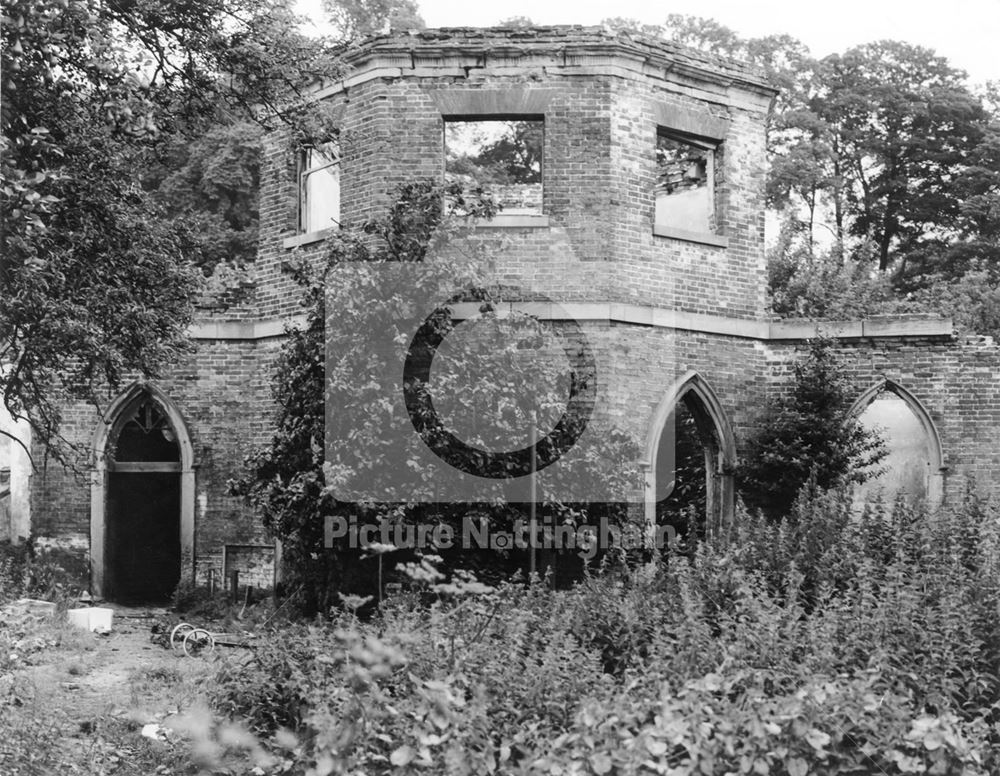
top-left (182, 628), bottom-right (216, 658)
top-left (169, 622), bottom-right (194, 651)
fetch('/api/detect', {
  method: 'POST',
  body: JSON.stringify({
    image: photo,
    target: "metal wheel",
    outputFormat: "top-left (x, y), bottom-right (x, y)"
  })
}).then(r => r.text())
top-left (169, 622), bottom-right (194, 651)
top-left (182, 628), bottom-right (216, 658)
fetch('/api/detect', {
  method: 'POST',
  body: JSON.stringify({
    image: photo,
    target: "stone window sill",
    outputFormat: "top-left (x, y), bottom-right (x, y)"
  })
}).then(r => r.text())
top-left (282, 228), bottom-right (336, 250)
top-left (653, 224), bottom-right (728, 248)
top-left (474, 213), bottom-right (550, 229)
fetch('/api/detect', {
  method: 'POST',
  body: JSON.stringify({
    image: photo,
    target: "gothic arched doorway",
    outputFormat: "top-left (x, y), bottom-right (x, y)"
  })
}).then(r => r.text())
top-left (643, 372), bottom-right (737, 548)
top-left (91, 384), bottom-right (195, 602)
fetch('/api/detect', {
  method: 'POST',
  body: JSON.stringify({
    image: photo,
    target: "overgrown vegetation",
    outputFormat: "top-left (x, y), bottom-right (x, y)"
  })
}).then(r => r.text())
top-left (233, 180), bottom-right (642, 613)
top-left (737, 339), bottom-right (887, 520)
top-left (6, 6), bottom-right (999, 774)
top-left (0, 0), bottom-right (316, 463)
top-left (0, 537), bottom-right (80, 605)
top-left (0, 0), bottom-right (424, 463)
top-left (175, 488), bottom-right (1000, 774)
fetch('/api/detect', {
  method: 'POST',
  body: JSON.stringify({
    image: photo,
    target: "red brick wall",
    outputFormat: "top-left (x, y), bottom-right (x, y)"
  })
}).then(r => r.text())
top-left (30, 337), bottom-right (284, 587)
top-left (764, 334), bottom-right (1000, 499)
top-left (28, 28), bottom-right (1000, 596)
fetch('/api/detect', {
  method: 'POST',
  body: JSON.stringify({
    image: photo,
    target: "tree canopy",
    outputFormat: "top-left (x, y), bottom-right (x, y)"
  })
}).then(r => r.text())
top-left (1, 0), bottom-right (421, 462)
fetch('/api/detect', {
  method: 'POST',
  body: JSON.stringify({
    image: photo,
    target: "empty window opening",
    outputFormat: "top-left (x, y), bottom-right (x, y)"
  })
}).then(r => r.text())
top-left (854, 390), bottom-right (933, 506)
top-left (655, 130), bottom-right (717, 234)
top-left (1, 440), bottom-right (11, 542)
top-left (299, 142), bottom-right (340, 233)
top-left (444, 118), bottom-right (543, 214)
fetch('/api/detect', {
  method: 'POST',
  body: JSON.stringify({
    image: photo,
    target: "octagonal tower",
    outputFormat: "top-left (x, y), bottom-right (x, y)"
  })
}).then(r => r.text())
top-left (259, 26), bottom-right (777, 534)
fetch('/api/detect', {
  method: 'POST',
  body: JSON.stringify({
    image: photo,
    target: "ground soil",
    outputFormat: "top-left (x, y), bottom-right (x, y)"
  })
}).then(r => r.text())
top-left (1, 605), bottom-right (225, 775)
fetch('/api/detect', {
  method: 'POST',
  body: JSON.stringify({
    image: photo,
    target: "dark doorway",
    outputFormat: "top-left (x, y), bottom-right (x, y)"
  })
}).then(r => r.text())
top-left (107, 473), bottom-right (180, 602)
top-left (655, 395), bottom-right (720, 551)
top-left (105, 398), bottom-right (182, 603)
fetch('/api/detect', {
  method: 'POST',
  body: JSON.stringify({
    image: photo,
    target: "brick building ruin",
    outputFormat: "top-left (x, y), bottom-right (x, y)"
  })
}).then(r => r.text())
top-left (3, 27), bottom-right (998, 602)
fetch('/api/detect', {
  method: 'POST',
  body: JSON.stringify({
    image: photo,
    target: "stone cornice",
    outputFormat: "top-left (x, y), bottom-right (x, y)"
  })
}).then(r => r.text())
top-left (188, 315), bottom-right (308, 341)
top-left (347, 27), bottom-right (774, 90)
top-left (308, 26), bottom-right (777, 111)
top-left (447, 303), bottom-right (953, 341)
top-left (188, 310), bottom-right (954, 343)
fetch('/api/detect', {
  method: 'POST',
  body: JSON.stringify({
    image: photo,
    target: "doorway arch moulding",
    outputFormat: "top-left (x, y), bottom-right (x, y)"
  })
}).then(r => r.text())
top-left (89, 381), bottom-right (196, 598)
top-left (640, 370), bottom-right (737, 544)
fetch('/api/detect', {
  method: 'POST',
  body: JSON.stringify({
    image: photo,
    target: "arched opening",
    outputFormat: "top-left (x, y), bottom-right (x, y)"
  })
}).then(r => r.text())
top-left (643, 372), bottom-right (736, 548)
top-left (851, 379), bottom-right (945, 509)
top-left (91, 384), bottom-right (195, 602)
top-left (655, 398), bottom-right (716, 543)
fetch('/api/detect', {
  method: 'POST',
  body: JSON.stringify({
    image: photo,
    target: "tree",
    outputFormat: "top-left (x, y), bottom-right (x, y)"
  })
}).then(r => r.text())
top-left (737, 340), bottom-right (886, 521)
top-left (446, 120), bottom-right (543, 187)
top-left (644, 17), bottom-right (1000, 283)
top-left (670, 21), bottom-right (1000, 327)
top-left (818, 42), bottom-right (990, 272)
top-left (496, 16), bottom-right (535, 28)
top-left (322, 0), bottom-right (424, 39)
top-left (1, 0), bottom-right (422, 462)
top-left (894, 117), bottom-right (1000, 288)
top-left (766, 220), bottom-right (900, 320)
top-left (0, 128), bottom-right (202, 465)
top-left (0, 0), bottom-right (336, 462)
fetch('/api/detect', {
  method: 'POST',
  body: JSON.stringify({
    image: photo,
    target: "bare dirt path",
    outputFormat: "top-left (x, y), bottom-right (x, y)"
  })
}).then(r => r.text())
top-left (1, 606), bottom-right (218, 775)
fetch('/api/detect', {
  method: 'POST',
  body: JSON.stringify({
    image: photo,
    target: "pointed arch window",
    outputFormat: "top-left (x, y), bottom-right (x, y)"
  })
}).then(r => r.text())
top-left (851, 379), bottom-right (945, 508)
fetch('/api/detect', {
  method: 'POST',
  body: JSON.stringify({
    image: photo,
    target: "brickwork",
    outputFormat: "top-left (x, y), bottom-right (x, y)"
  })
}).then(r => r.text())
top-left (259, 27), bottom-right (773, 318)
top-left (29, 337), bottom-right (283, 592)
top-left (24, 26), bottom-right (1000, 599)
top-left (223, 544), bottom-right (276, 591)
top-left (764, 334), bottom-right (1000, 500)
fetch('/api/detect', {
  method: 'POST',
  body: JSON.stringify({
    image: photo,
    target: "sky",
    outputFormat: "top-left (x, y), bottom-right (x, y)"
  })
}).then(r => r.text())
top-left (298, 0), bottom-right (1000, 85)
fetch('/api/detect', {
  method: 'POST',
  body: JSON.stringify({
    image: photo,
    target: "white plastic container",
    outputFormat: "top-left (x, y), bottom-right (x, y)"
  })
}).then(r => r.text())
top-left (67, 606), bottom-right (113, 632)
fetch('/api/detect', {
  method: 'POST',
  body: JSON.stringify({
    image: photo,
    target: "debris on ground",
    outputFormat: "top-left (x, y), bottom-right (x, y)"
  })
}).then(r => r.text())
top-left (1, 597), bottom-right (57, 617)
top-left (67, 606), bottom-right (114, 633)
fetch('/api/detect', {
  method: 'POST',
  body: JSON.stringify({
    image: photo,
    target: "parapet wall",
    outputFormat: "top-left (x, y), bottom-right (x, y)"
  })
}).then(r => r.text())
top-left (258, 25), bottom-right (775, 321)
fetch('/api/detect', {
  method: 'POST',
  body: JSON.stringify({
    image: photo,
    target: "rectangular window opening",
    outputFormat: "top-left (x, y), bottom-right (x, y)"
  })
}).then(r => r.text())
top-left (299, 141), bottom-right (340, 234)
top-left (444, 117), bottom-right (543, 215)
top-left (655, 129), bottom-right (718, 236)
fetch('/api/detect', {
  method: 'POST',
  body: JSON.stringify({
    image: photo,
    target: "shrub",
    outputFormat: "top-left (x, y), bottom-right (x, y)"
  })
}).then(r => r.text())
top-left (233, 181), bottom-right (641, 613)
top-left (737, 340), bottom-right (887, 520)
top-left (0, 537), bottom-right (78, 604)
